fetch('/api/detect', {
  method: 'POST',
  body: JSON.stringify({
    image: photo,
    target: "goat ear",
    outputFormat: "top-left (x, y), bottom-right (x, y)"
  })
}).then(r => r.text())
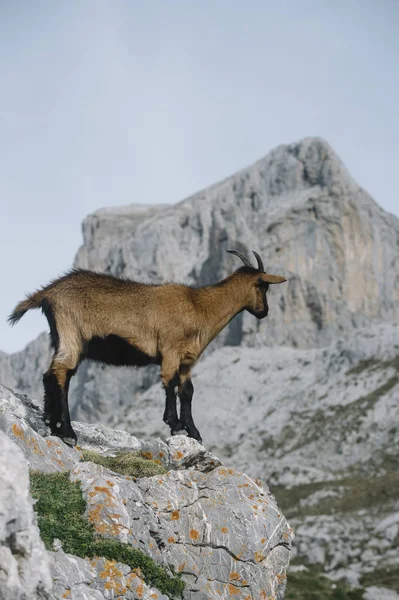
top-left (264, 274), bottom-right (287, 284)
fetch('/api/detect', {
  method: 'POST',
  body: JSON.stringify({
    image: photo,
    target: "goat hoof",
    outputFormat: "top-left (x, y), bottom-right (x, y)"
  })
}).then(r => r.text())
top-left (50, 422), bottom-right (78, 447)
top-left (187, 431), bottom-right (202, 444)
top-left (62, 436), bottom-right (78, 447)
top-left (167, 418), bottom-right (185, 435)
top-left (171, 425), bottom-right (186, 436)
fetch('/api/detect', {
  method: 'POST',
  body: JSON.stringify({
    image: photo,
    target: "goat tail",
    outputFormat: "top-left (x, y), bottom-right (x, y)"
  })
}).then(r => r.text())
top-left (8, 290), bottom-right (46, 326)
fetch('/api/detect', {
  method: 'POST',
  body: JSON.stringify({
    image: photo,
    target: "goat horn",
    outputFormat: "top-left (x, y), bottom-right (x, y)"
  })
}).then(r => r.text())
top-left (252, 251), bottom-right (264, 272)
top-left (227, 250), bottom-right (253, 268)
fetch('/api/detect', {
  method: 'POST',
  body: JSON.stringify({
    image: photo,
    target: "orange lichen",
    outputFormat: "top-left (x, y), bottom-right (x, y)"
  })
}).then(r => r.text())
top-left (261, 538), bottom-right (266, 544)
top-left (229, 572), bottom-right (240, 581)
top-left (190, 529), bottom-right (200, 540)
top-left (173, 451), bottom-right (184, 460)
top-left (221, 526), bottom-right (228, 533)
top-left (171, 510), bottom-right (180, 520)
top-left (12, 423), bottom-right (24, 439)
top-left (227, 584), bottom-right (240, 595)
top-left (62, 591), bottom-right (71, 598)
top-left (141, 451), bottom-right (153, 460)
top-left (254, 551), bottom-right (265, 563)
top-left (168, 536), bottom-right (176, 543)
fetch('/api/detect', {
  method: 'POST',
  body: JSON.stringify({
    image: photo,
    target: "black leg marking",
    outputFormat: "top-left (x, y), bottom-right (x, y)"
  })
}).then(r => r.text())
top-left (163, 373), bottom-right (185, 435)
top-left (43, 369), bottom-right (77, 446)
top-left (41, 299), bottom-right (59, 352)
top-left (179, 379), bottom-right (202, 443)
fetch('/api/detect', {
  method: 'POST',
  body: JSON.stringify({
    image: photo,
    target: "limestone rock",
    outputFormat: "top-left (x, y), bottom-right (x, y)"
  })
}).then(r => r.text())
top-left (0, 385), bottom-right (293, 599)
top-left (1, 137), bottom-right (398, 425)
top-left (0, 333), bottom-right (51, 403)
top-left (0, 431), bottom-right (52, 600)
top-left (112, 321), bottom-right (399, 588)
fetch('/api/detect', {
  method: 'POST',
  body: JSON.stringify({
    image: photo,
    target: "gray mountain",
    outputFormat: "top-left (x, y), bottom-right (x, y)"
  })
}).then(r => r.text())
top-left (3, 136), bottom-right (398, 424)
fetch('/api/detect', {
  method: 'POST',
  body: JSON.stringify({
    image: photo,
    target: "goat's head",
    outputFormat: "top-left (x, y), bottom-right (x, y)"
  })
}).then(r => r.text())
top-left (227, 249), bottom-right (286, 319)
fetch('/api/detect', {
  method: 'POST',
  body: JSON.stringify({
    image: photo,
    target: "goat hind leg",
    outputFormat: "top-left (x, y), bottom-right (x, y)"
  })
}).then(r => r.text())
top-left (43, 359), bottom-right (77, 446)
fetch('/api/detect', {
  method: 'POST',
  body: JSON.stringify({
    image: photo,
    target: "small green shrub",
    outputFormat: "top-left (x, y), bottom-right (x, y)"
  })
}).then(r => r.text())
top-left (361, 566), bottom-right (399, 592)
top-left (30, 471), bottom-right (184, 597)
top-left (80, 448), bottom-right (168, 478)
top-left (274, 472), bottom-right (399, 519)
top-left (285, 569), bottom-right (363, 599)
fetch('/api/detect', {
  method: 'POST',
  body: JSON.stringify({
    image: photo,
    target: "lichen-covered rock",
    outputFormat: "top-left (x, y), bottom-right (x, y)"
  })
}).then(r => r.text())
top-left (49, 551), bottom-right (169, 600)
top-left (0, 431), bottom-right (52, 600)
top-left (0, 385), bottom-right (293, 599)
top-left (71, 461), bottom-right (292, 599)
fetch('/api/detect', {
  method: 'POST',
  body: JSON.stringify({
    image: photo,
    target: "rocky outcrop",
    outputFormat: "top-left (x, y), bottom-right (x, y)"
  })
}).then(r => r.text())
top-left (0, 384), bottom-right (293, 599)
top-left (109, 321), bottom-right (399, 590)
top-left (0, 333), bottom-right (51, 404)
top-left (0, 431), bottom-right (52, 599)
top-left (73, 137), bottom-right (399, 351)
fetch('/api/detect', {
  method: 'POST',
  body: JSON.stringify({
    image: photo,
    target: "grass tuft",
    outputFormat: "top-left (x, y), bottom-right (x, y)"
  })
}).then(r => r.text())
top-left (285, 569), bottom-right (363, 599)
top-left (274, 472), bottom-right (399, 520)
top-left (360, 566), bottom-right (399, 592)
top-left (30, 471), bottom-right (184, 597)
top-left (80, 448), bottom-right (168, 478)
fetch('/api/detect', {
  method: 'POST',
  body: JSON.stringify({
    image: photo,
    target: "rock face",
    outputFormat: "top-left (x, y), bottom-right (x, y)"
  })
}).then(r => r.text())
top-left (0, 384), bottom-right (293, 599)
top-left (0, 430), bottom-right (52, 600)
top-left (0, 333), bottom-right (51, 404)
top-left (110, 322), bottom-right (399, 590)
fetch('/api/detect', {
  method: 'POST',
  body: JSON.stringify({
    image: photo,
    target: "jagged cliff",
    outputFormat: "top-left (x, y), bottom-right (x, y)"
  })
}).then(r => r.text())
top-left (2, 137), bottom-right (398, 424)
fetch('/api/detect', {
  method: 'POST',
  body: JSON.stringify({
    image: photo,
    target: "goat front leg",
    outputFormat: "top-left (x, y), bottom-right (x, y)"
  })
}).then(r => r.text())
top-left (178, 367), bottom-right (202, 444)
top-left (161, 357), bottom-right (185, 436)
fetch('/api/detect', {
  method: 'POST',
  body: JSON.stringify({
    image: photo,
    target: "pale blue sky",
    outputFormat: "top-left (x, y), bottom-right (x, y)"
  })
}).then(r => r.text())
top-left (1, 0), bottom-right (398, 352)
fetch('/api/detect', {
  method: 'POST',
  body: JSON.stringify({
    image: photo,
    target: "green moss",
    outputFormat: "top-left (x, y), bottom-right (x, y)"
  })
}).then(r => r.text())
top-left (274, 472), bottom-right (399, 519)
top-left (360, 566), bottom-right (399, 592)
top-left (30, 471), bottom-right (184, 597)
top-left (285, 569), bottom-right (363, 600)
top-left (288, 369), bottom-right (399, 455)
top-left (346, 359), bottom-right (381, 376)
top-left (80, 449), bottom-right (168, 478)
top-left (347, 355), bottom-right (399, 378)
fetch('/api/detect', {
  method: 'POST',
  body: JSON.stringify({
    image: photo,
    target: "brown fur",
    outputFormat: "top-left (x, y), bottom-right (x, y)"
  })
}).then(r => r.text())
top-left (9, 257), bottom-right (286, 444)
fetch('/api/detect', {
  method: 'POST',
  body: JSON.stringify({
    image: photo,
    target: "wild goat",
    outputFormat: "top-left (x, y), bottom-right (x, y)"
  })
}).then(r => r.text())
top-left (9, 250), bottom-right (286, 446)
